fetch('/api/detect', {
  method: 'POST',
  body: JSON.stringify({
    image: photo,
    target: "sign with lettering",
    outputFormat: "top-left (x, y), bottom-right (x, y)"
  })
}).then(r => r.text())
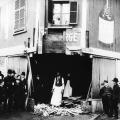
top-left (65, 28), bottom-right (81, 50)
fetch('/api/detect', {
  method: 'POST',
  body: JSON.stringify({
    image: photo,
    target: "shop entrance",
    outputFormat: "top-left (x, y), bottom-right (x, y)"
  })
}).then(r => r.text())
top-left (31, 54), bottom-right (92, 104)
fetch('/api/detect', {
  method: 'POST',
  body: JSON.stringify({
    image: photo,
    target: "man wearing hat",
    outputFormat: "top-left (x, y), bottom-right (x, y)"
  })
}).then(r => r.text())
top-left (112, 77), bottom-right (120, 119)
top-left (99, 80), bottom-right (113, 117)
top-left (3, 69), bottom-right (14, 112)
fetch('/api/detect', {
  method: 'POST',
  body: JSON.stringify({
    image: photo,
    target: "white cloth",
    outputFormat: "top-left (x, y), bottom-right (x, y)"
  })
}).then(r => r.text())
top-left (50, 78), bottom-right (64, 106)
top-left (63, 80), bottom-right (72, 97)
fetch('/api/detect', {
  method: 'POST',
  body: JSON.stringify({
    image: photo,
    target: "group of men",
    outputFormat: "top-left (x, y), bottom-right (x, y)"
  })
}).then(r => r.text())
top-left (100, 78), bottom-right (120, 119)
top-left (0, 69), bottom-right (27, 112)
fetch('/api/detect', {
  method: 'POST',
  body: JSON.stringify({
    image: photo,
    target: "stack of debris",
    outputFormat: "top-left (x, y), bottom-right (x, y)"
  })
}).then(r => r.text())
top-left (34, 104), bottom-right (83, 116)
top-left (34, 97), bottom-right (91, 117)
top-left (62, 97), bottom-right (82, 107)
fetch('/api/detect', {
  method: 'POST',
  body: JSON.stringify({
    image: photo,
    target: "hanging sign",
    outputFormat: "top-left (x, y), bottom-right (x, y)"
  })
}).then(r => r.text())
top-left (65, 28), bottom-right (81, 50)
top-left (99, 17), bottom-right (114, 44)
top-left (99, 0), bottom-right (114, 44)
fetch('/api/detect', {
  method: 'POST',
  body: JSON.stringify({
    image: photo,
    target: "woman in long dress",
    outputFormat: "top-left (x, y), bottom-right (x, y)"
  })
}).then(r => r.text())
top-left (50, 72), bottom-right (64, 107)
top-left (63, 73), bottom-right (72, 98)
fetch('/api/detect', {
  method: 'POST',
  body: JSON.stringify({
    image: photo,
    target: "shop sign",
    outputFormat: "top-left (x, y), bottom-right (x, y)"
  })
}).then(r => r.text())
top-left (65, 28), bottom-right (81, 50)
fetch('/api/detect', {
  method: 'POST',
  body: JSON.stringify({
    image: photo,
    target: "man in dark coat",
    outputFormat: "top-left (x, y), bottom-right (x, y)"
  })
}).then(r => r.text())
top-left (0, 71), bottom-right (4, 106)
top-left (112, 78), bottom-right (120, 119)
top-left (3, 69), bottom-right (15, 112)
top-left (33, 74), bottom-right (42, 105)
top-left (99, 80), bottom-right (113, 117)
top-left (20, 72), bottom-right (27, 110)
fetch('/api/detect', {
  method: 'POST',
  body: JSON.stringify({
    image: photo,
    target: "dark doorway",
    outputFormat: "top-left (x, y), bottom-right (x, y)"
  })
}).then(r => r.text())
top-left (31, 54), bottom-right (92, 103)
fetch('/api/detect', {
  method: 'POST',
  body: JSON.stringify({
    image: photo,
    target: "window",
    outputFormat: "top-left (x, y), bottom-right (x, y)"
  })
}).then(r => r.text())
top-left (48, 1), bottom-right (78, 26)
top-left (14, 0), bottom-right (26, 33)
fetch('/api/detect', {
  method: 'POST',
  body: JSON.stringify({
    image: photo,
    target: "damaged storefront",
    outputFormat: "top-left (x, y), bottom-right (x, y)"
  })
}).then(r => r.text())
top-left (30, 26), bottom-right (94, 115)
top-left (31, 53), bottom-right (93, 116)
top-left (31, 53), bottom-right (92, 101)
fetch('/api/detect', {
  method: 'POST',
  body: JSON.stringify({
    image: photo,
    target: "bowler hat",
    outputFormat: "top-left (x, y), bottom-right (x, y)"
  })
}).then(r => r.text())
top-left (104, 80), bottom-right (108, 83)
top-left (112, 78), bottom-right (119, 83)
top-left (21, 72), bottom-right (25, 76)
top-left (7, 69), bottom-right (12, 74)
top-left (12, 70), bottom-right (16, 74)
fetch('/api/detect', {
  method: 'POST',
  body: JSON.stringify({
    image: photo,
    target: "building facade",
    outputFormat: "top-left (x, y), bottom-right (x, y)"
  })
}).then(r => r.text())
top-left (0, 0), bottom-right (120, 111)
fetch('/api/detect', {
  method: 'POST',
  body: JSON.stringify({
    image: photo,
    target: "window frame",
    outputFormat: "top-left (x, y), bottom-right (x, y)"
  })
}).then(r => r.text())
top-left (14, 0), bottom-right (27, 34)
top-left (48, 0), bottom-right (78, 27)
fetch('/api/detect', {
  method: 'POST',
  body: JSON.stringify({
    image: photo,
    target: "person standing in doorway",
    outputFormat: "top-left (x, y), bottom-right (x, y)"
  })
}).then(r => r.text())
top-left (50, 72), bottom-right (64, 107)
top-left (33, 74), bottom-right (42, 105)
top-left (63, 73), bottom-right (72, 98)
top-left (112, 78), bottom-right (120, 119)
top-left (99, 80), bottom-right (113, 117)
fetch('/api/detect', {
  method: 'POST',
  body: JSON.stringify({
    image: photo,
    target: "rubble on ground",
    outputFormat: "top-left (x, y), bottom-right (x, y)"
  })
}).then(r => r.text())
top-left (34, 97), bottom-right (91, 117)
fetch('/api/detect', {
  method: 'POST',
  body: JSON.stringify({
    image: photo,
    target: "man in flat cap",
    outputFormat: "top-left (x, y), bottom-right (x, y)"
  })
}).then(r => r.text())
top-left (112, 78), bottom-right (120, 119)
top-left (99, 80), bottom-right (113, 117)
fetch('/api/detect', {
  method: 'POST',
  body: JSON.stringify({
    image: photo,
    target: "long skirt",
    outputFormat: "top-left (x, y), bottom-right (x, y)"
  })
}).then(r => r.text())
top-left (50, 86), bottom-right (63, 106)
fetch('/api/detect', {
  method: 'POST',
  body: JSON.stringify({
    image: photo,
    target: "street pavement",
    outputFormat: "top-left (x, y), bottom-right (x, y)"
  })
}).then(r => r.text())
top-left (0, 111), bottom-right (34, 120)
top-left (95, 114), bottom-right (120, 120)
top-left (0, 111), bottom-right (99, 120)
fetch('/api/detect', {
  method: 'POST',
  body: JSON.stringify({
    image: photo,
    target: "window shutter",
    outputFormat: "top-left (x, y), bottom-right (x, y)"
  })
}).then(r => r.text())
top-left (20, 8), bottom-right (25, 27)
top-left (69, 1), bottom-right (78, 24)
top-left (15, 0), bottom-right (19, 10)
top-left (48, 0), bottom-right (53, 23)
top-left (20, 0), bottom-right (25, 7)
top-left (15, 10), bottom-right (19, 29)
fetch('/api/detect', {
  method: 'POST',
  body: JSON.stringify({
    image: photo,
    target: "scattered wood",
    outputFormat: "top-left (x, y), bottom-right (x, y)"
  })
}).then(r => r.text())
top-left (34, 97), bottom-right (91, 117)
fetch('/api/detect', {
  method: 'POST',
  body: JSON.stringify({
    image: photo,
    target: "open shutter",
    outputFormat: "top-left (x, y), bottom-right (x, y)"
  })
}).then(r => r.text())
top-left (48, 0), bottom-right (53, 24)
top-left (20, 8), bottom-right (25, 28)
top-left (69, 1), bottom-right (78, 24)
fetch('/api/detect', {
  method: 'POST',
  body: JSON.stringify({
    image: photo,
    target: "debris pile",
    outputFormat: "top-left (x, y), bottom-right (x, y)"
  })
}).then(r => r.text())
top-left (62, 97), bottom-right (82, 107)
top-left (34, 97), bottom-right (91, 117)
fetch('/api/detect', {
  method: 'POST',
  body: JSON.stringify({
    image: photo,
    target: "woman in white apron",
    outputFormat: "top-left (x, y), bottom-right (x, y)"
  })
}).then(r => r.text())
top-left (50, 72), bottom-right (64, 107)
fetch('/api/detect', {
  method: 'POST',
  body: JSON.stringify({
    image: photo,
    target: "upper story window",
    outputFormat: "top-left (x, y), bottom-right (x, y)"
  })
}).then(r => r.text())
top-left (14, 0), bottom-right (26, 34)
top-left (48, 1), bottom-right (78, 26)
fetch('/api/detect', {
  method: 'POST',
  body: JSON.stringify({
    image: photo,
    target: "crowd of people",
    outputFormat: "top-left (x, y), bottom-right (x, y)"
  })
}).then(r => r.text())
top-left (100, 78), bottom-right (120, 119)
top-left (0, 69), bottom-right (27, 113)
